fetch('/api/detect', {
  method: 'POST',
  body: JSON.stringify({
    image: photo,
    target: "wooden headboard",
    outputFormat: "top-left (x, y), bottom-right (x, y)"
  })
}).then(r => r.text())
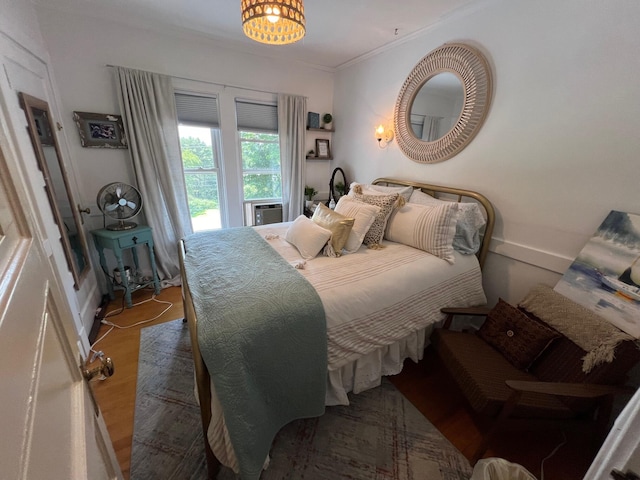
top-left (372, 178), bottom-right (495, 269)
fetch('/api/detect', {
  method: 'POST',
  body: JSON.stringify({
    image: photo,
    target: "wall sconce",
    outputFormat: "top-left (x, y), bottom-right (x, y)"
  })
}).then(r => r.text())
top-left (375, 124), bottom-right (394, 149)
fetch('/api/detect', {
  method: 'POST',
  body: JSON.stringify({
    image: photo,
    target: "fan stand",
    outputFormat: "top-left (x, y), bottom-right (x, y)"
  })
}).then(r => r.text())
top-left (106, 220), bottom-right (138, 231)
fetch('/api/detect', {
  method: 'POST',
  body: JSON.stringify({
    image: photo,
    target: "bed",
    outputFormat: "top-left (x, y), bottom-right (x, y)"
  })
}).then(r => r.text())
top-left (179, 178), bottom-right (495, 479)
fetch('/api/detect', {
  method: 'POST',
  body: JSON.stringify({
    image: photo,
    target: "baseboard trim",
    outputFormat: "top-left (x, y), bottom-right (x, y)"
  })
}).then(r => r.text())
top-left (489, 237), bottom-right (574, 274)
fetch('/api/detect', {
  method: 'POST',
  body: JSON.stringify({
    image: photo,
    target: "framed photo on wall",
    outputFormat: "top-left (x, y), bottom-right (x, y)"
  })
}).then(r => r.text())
top-left (73, 111), bottom-right (128, 148)
top-left (315, 138), bottom-right (331, 158)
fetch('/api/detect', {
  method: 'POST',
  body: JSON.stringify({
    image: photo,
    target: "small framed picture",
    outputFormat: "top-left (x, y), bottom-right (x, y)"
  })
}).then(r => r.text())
top-left (315, 139), bottom-right (331, 158)
top-left (73, 111), bottom-right (128, 148)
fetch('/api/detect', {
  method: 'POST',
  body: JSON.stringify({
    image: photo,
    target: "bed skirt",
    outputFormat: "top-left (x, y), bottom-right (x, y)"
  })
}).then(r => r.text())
top-left (326, 324), bottom-right (431, 405)
top-left (206, 323), bottom-right (435, 473)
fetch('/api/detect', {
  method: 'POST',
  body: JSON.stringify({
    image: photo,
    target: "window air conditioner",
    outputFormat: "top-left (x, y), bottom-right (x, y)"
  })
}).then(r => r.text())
top-left (244, 202), bottom-right (283, 226)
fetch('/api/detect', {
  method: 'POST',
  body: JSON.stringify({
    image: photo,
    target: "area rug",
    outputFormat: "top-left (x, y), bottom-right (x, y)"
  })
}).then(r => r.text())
top-left (131, 319), bottom-right (472, 480)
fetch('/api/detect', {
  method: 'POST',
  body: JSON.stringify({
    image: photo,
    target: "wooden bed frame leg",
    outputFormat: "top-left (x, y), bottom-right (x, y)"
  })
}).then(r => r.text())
top-left (204, 440), bottom-right (221, 480)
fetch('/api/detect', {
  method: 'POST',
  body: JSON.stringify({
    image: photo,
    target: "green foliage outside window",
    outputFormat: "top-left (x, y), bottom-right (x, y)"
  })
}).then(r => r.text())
top-left (180, 136), bottom-right (218, 217)
top-left (179, 130), bottom-right (282, 218)
top-left (240, 131), bottom-right (281, 200)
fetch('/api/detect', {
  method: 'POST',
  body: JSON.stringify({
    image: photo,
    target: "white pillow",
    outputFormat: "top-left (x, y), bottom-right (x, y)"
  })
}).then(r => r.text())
top-left (334, 196), bottom-right (381, 253)
top-left (284, 215), bottom-right (332, 259)
top-left (349, 182), bottom-right (413, 202)
top-left (409, 189), bottom-right (486, 255)
top-left (385, 202), bottom-right (459, 264)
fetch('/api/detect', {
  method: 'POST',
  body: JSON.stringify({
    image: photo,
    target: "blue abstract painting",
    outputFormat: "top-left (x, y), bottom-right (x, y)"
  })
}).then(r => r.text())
top-left (555, 210), bottom-right (640, 338)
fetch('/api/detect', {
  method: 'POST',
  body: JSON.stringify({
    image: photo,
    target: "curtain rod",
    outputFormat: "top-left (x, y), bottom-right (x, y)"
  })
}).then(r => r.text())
top-left (105, 64), bottom-right (281, 96)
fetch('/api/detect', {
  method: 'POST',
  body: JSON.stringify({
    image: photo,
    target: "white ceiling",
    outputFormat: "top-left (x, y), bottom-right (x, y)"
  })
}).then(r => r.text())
top-left (35, 0), bottom-right (481, 69)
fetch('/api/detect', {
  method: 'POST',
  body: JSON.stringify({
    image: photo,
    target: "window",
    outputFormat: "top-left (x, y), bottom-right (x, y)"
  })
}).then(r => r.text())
top-left (175, 93), bottom-right (223, 232)
top-left (176, 93), bottom-right (280, 229)
top-left (236, 100), bottom-right (281, 202)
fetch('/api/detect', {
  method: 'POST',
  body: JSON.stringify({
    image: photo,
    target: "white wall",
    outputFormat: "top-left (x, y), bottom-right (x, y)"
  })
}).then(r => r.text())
top-left (333, 0), bottom-right (640, 304)
top-left (0, 0), bottom-right (102, 346)
top-left (35, 8), bottom-right (336, 230)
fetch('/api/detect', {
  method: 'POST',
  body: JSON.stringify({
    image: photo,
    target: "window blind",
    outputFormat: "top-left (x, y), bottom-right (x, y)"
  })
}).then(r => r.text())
top-left (235, 100), bottom-right (278, 133)
top-left (175, 93), bottom-right (219, 127)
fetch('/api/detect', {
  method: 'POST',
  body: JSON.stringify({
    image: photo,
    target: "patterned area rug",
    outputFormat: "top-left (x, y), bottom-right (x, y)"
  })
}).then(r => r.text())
top-left (131, 319), bottom-right (472, 480)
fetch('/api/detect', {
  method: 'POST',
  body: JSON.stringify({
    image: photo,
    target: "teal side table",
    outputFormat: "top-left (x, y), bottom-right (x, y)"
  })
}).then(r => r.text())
top-left (91, 225), bottom-right (161, 308)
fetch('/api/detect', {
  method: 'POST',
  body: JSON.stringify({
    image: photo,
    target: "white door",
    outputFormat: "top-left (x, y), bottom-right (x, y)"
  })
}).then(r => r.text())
top-left (0, 114), bottom-right (121, 479)
top-left (584, 387), bottom-right (640, 480)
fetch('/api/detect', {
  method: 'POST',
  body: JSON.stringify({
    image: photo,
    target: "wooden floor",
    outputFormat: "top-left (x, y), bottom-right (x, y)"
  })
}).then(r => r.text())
top-left (91, 286), bottom-right (599, 480)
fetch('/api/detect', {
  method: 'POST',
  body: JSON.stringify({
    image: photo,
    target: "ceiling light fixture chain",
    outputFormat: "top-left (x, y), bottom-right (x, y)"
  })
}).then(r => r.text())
top-left (241, 0), bottom-right (306, 45)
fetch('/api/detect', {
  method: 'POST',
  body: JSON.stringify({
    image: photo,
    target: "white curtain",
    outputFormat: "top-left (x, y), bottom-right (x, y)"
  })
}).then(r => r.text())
top-left (278, 94), bottom-right (306, 221)
top-left (114, 66), bottom-right (193, 287)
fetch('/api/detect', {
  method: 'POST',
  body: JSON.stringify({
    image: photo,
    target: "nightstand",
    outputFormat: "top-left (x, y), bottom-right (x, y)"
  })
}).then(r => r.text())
top-left (91, 225), bottom-right (161, 308)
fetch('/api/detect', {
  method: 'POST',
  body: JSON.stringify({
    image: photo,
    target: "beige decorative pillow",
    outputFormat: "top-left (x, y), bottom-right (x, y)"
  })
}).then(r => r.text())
top-left (349, 182), bottom-right (414, 202)
top-left (284, 215), bottom-right (332, 260)
top-left (334, 196), bottom-right (380, 253)
top-left (349, 192), bottom-right (401, 246)
top-left (384, 202), bottom-right (459, 263)
top-left (311, 203), bottom-right (355, 257)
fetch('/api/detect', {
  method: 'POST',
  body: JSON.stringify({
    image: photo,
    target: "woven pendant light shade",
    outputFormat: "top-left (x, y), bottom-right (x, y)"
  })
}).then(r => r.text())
top-left (241, 0), bottom-right (306, 45)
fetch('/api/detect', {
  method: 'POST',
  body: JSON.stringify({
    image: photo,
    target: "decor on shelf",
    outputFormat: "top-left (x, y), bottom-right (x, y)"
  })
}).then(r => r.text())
top-left (241, 0), bottom-right (305, 45)
top-left (315, 138), bottom-right (331, 158)
top-left (375, 124), bottom-right (394, 148)
top-left (307, 112), bottom-right (320, 129)
top-left (322, 113), bottom-right (333, 130)
top-left (304, 185), bottom-right (317, 209)
top-left (394, 42), bottom-right (492, 164)
top-left (73, 111), bottom-right (128, 149)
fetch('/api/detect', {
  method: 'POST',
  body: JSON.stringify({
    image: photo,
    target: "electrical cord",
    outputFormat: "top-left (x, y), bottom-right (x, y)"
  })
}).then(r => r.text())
top-left (89, 292), bottom-right (174, 361)
top-left (539, 431), bottom-right (567, 480)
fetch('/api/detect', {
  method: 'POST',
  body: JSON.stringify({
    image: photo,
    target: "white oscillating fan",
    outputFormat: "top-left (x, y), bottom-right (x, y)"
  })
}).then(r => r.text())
top-left (96, 182), bottom-right (143, 230)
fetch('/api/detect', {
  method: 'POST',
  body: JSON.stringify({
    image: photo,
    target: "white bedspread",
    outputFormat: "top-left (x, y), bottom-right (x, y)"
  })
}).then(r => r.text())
top-left (202, 222), bottom-right (487, 472)
top-left (256, 223), bottom-right (486, 369)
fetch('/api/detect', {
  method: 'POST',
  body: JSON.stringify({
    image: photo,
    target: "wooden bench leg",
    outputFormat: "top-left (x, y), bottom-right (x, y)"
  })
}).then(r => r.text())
top-left (472, 389), bottom-right (523, 464)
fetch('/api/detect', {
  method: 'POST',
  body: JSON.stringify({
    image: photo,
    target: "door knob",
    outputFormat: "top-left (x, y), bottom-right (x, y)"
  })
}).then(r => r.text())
top-left (83, 356), bottom-right (114, 381)
top-left (77, 204), bottom-right (91, 224)
top-left (611, 469), bottom-right (640, 480)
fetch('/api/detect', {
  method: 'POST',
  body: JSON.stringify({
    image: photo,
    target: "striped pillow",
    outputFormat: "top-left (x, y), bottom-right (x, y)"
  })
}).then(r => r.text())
top-left (384, 202), bottom-right (459, 263)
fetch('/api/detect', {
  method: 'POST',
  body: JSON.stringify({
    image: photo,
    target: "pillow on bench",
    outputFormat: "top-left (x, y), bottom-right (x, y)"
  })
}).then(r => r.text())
top-left (477, 298), bottom-right (560, 371)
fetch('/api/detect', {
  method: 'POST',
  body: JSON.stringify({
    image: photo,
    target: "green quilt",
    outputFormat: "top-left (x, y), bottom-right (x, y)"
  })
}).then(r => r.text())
top-left (183, 227), bottom-right (327, 479)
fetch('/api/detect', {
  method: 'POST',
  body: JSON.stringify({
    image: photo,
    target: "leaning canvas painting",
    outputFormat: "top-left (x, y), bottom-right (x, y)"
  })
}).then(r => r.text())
top-left (555, 210), bottom-right (640, 338)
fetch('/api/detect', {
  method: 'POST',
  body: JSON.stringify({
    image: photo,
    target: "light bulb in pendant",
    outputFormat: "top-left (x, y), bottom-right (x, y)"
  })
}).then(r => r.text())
top-left (266, 5), bottom-right (281, 23)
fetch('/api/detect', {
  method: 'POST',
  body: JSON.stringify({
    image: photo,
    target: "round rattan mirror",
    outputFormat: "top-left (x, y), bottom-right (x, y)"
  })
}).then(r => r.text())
top-left (394, 43), bottom-right (492, 164)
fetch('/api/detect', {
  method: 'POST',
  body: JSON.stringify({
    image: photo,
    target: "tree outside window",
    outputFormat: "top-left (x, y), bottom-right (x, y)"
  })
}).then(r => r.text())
top-left (240, 131), bottom-right (281, 201)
